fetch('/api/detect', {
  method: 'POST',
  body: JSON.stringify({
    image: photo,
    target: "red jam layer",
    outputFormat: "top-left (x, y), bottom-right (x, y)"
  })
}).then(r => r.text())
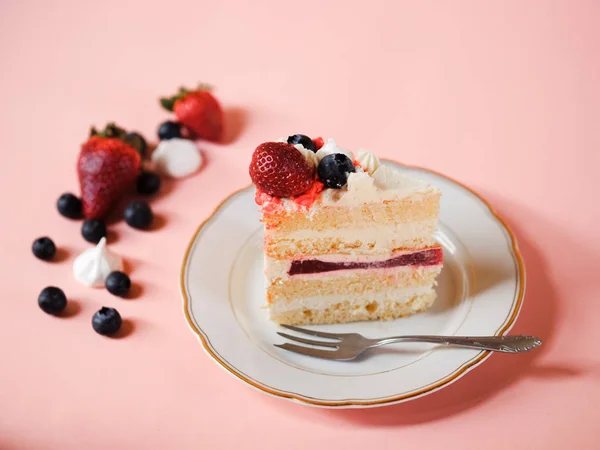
top-left (288, 247), bottom-right (443, 276)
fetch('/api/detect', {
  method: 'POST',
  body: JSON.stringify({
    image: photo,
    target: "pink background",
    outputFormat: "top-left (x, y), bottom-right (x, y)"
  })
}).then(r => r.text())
top-left (1, 0), bottom-right (599, 448)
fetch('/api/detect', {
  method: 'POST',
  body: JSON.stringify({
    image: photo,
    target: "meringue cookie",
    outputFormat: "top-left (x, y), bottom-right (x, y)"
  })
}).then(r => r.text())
top-left (73, 238), bottom-right (123, 287)
top-left (315, 138), bottom-right (354, 162)
top-left (151, 138), bottom-right (203, 178)
top-left (294, 144), bottom-right (319, 169)
top-left (356, 149), bottom-right (381, 175)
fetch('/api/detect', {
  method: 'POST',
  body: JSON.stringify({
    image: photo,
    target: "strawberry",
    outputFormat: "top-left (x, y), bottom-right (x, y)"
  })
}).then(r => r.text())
top-left (77, 123), bottom-right (141, 219)
top-left (160, 84), bottom-right (223, 142)
top-left (249, 142), bottom-right (314, 198)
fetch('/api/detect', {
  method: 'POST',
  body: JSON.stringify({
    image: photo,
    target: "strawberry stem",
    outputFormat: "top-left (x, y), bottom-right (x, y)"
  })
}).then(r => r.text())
top-left (89, 123), bottom-right (128, 141)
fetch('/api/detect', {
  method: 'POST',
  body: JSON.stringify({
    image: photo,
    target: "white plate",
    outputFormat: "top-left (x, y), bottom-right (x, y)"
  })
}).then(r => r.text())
top-left (181, 161), bottom-right (525, 408)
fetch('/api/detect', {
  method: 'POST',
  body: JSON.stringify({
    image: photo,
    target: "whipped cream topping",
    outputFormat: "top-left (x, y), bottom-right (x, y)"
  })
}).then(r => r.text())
top-left (273, 138), bottom-right (319, 168)
top-left (295, 144), bottom-right (319, 169)
top-left (151, 138), bottom-right (203, 178)
top-left (356, 149), bottom-right (380, 175)
top-left (256, 137), bottom-right (438, 210)
top-left (315, 138), bottom-right (354, 162)
top-left (73, 238), bottom-right (123, 287)
top-left (320, 164), bottom-right (436, 206)
top-left (333, 171), bottom-right (377, 204)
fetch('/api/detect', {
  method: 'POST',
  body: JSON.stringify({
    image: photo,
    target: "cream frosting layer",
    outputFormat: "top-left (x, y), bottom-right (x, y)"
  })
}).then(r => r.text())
top-left (269, 285), bottom-right (435, 313)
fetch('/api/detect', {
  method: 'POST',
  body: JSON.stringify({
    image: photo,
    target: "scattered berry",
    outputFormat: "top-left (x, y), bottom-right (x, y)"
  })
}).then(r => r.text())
top-left (57, 193), bottom-right (82, 219)
top-left (32, 237), bottom-right (56, 261)
top-left (124, 132), bottom-right (148, 158)
top-left (313, 137), bottom-right (325, 150)
top-left (157, 121), bottom-right (182, 140)
top-left (105, 271), bottom-right (131, 297)
top-left (160, 84), bottom-right (223, 142)
top-left (249, 142), bottom-right (314, 197)
top-left (317, 153), bottom-right (355, 189)
top-left (124, 200), bottom-right (153, 229)
top-left (38, 286), bottom-right (67, 315)
top-left (92, 307), bottom-right (122, 336)
top-left (82, 219), bottom-right (107, 244)
top-left (136, 172), bottom-right (161, 195)
top-left (287, 134), bottom-right (316, 152)
top-left (78, 123), bottom-right (141, 219)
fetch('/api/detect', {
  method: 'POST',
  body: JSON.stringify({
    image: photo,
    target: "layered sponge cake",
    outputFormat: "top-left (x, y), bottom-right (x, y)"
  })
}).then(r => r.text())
top-left (249, 135), bottom-right (442, 325)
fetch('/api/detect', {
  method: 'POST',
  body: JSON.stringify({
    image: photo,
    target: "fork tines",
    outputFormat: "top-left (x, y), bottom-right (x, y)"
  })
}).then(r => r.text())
top-left (274, 325), bottom-right (344, 359)
top-left (280, 324), bottom-right (343, 340)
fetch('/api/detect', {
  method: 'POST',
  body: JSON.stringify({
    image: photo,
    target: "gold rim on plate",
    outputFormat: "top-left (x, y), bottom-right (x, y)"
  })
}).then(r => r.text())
top-left (180, 162), bottom-right (526, 407)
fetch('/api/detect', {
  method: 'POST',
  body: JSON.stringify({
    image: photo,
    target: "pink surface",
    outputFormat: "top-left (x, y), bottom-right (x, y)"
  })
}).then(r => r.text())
top-left (1, 0), bottom-right (599, 448)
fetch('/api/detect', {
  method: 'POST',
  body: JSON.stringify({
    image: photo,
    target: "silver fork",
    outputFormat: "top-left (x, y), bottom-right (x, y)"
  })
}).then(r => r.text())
top-left (275, 325), bottom-right (542, 360)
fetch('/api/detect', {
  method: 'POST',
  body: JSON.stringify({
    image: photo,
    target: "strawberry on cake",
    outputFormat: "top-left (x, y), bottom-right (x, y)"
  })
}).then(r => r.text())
top-left (249, 135), bottom-right (443, 326)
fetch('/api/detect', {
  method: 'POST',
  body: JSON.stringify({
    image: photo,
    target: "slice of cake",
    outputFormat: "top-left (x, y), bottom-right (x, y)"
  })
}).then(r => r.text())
top-left (249, 135), bottom-right (443, 325)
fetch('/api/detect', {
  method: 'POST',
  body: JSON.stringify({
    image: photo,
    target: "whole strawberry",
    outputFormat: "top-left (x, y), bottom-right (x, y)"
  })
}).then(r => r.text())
top-left (78, 123), bottom-right (141, 219)
top-left (249, 142), bottom-right (314, 197)
top-left (160, 84), bottom-right (223, 142)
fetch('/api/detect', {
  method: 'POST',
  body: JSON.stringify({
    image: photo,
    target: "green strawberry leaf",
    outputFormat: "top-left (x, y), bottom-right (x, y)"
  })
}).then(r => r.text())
top-left (90, 123), bottom-right (129, 140)
top-left (104, 123), bottom-right (127, 139)
top-left (160, 97), bottom-right (175, 111)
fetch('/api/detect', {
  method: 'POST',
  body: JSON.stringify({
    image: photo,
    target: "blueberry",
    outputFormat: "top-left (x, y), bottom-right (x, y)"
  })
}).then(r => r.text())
top-left (125, 132), bottom-right (148, 158)
top-left (57, 193), bottom-right (82, 219)
top-left (136, 172), bottom-right (161, 195)
top-left (158, 121), bottom-right (182, 140)
top-left (105, 271), bottom-right (131, 297)
top-left (38, 286), bottom-right (67, 315)
top-left (92, 307), bottom-right (122, 336)
top-left (317, 153), bottom-right (356, 189)
top-left (287, 134), bottom-right (316, 152)
top-left (81, 219), bottom-right (107, 244)
top-left (124, 200), bottom-right (153, 230)
top-left (32, 237), bottom-right (56, 261)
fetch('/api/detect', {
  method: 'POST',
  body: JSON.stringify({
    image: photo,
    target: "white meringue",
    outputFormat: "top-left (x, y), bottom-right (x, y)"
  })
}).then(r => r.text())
top-left (73, 238), bottom-right (123, 288)
top-left (315, 138), bottom-right (354, 162)
top-left (151, 138), bottom-right (203, 178)
top-left (356, 149), bottom-right (381, 175)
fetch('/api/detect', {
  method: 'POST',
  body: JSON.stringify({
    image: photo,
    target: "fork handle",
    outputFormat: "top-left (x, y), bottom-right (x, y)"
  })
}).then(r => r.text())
top-left (369, 335), bottom-right (542, 353)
